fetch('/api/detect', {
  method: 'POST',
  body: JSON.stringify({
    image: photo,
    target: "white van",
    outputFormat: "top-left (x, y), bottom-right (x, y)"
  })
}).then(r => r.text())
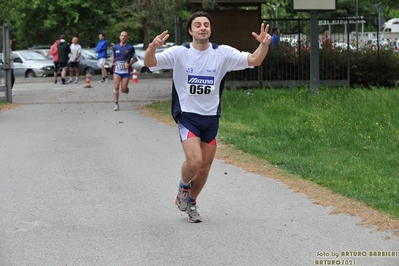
top-left (382, 18), bottom-right (399, 33)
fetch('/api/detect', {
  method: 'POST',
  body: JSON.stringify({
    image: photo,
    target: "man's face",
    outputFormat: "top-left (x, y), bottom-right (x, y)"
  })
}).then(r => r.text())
top-left (189, 16), bottom-right (211, 43)
top-left (72, 37), bottom-right (78, 44)
top-left (119, 32), bottom-right (128, 44)
top-left (99, 34), bottom-right (104, 40)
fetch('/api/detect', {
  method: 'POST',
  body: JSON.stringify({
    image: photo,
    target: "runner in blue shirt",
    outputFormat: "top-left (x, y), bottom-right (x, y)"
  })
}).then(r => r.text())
top-left (109, 31), bottom-right (137, 111)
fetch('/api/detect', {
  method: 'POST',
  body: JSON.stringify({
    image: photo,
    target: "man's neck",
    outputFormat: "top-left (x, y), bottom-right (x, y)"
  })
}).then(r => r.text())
top-left (191, 40), bottom-right (210, 51)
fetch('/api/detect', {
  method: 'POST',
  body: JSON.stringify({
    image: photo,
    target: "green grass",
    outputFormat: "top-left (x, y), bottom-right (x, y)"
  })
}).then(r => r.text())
top-left (147, 87), bottom-right (399, 219)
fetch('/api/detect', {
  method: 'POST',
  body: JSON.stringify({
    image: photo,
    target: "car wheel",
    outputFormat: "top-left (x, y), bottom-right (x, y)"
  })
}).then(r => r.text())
top-left (26, 70), bottom-right (36, 78)
top-left (141, 67), bottom-right (152, 74)
top-left (84, 67), bottom-right (94, 75)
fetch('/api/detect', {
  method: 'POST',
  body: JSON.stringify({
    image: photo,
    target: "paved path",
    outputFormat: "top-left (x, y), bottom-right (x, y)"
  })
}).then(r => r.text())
top-left (1, 78), bottom-right (398, 266)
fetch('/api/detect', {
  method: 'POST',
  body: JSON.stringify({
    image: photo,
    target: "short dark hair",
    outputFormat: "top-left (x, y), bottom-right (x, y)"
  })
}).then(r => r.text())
top-left (186, 11), bottom-right (213, 41)
top-left (60, 34), bottom-right (66, 39)
top-left (99, 33), bottom-right (105, 37)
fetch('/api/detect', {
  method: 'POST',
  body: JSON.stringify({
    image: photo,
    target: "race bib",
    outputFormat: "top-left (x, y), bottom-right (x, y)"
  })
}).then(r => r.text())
top-left (115, 61), bottom-right (128, 73)
top-left (186, 75), bottom-right (215, 95)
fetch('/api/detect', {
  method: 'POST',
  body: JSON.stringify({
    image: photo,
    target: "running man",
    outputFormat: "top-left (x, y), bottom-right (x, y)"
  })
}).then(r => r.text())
top-left (109, 31), bottom-right (137, 111)
top-left (144, 11), bottom-right (271, 223)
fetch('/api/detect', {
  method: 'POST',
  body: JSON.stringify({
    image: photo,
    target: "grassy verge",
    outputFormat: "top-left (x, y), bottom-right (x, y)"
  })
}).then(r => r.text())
top-left (146, 87), bottom-right (399, 220)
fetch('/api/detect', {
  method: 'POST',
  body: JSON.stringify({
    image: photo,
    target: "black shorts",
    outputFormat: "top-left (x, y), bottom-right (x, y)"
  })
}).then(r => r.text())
top-left (59, 62), bottom-right (68, 69)
top-left (177, 112), bottom-right (219, 144)
top-left (53, 61), bottom-right (59, 72)
top-left (69, 61), bottom-right (80, 68)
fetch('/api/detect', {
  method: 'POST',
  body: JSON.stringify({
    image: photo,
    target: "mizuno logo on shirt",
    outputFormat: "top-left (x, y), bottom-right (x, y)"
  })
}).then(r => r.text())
top-left (188, 75), bottom-right (214, 85)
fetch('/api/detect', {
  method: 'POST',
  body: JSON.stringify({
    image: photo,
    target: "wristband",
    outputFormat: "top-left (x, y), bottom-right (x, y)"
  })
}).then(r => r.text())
top-left (262, 42), bottom-right (269, 47)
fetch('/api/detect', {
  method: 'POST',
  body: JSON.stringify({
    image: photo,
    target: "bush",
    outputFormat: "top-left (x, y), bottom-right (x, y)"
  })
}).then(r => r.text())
top-left (351, 49), bottom-right (399, 88)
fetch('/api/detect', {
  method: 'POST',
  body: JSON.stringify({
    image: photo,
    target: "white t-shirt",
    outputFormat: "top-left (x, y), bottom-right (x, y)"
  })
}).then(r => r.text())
top-left (150, 43), bottom-right (252, 118)
top-left (69, 44), bottom-right (82, 62)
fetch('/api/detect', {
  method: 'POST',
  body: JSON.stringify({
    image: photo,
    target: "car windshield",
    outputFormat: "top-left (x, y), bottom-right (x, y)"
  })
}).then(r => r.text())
top-left (19, 51), bottom-right (48, 61)
top-left (81, 49), bottom-right (98, 60)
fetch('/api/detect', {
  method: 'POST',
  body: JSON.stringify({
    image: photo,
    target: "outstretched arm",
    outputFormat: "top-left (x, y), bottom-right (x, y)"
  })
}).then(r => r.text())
top-left (144, 30), bottom-right (170, 67)
top-left (248, 23), bottom-right (272, 66)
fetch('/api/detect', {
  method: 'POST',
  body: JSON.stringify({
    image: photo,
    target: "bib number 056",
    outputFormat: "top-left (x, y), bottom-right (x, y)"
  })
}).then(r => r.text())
top-left (189, 85), bottom-right (212, 95)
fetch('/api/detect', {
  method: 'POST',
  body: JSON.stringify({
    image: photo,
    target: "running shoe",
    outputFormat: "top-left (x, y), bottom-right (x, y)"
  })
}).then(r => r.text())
top-left (74, 78), bottom-right (78, 84)
top-left (98, 79), bottom-right (105, 83)
top-left (113, 103), bottom-right (119, 111)
top-left (174, 183), bottom-right (190, 212)
top-left (187, 201), bottom-right (202, 223)
top-left (67, 78), bottom-right (73, 84)
top-left (105, 78), bottom-right (109, 83)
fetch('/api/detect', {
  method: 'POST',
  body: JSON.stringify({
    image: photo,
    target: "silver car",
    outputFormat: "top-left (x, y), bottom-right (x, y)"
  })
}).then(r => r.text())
top-left (0, 50), bottom-right (54, 78)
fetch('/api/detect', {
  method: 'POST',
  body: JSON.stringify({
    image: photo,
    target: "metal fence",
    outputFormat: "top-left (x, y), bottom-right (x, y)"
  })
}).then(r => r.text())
top-left (229, 17), bottom-right (399, 89)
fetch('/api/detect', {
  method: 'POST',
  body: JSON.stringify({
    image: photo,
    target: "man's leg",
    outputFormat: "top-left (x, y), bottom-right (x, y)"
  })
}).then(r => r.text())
top-left (180, 137), bottom-right (216, 223)
top-left (113, 74), bottom-right (121, 111)
top-left (68, 64), bottom-right (73, 83)
top-left (182, 139), bottom-right (216, 199)
top-left (74, 67), bottom-right (79, 83)
top-left (98, 59), bottom-right (108, 82)
top-left (11, 69), bottom-right (15, 89)
top-left (101, 65), bottom-right (108, 81)
top-left (53, 62), bottom-right (58, 83)
top-left (61, 65), bottom-right (67, 84)
top-left (121, 76), bottom-right (129, 94)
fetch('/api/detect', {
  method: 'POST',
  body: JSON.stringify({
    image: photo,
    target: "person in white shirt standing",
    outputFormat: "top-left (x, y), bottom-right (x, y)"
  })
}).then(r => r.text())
top-left (68, 37), bottom-right (82, 84)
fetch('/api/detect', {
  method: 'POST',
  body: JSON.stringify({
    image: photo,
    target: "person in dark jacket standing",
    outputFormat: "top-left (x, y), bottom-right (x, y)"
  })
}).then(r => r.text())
top-left (57, 34), bottom-right (71, 85)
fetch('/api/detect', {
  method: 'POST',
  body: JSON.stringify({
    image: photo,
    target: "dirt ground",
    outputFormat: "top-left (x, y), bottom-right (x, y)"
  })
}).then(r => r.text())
top-left (139, 105), bottom-right (399, 238)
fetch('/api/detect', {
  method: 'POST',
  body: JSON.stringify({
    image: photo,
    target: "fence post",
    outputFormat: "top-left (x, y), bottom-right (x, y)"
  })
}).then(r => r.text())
top-left (1, 24), bottom-right (12, 103)
top-left (309, 11), bottom-right (319, 94)
top-left (175, 16), bottom-right (183, 45)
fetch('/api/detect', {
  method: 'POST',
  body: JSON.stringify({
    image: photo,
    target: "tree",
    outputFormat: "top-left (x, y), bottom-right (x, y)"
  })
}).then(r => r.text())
top-left (112, 0), bottom-right (186, 49)
top-left (4, 0), bottom-right (112, 48)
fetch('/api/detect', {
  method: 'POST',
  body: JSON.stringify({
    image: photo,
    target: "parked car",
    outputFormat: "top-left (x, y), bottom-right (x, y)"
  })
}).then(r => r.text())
top-left (133, 43), bottom-right (169, 52)
top-left (363, 39), bottom-right (390, 50)
top-left (0, 50), bottom-right (54, 78)
top-left (28, 45), bottom-right (52, 50)
top-left (80, 48), bottom-right (111, 75)
top-left (31, 48), bottom-right (111, 75)
top-left (333, 42), bottom-right (356, 50)
top-left (392, 39), bottom-right (399, 52)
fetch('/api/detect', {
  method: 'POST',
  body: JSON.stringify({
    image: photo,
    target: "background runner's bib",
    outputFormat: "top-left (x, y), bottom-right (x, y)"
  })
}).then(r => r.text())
top-left (115, 60), bottom-right (128, 74)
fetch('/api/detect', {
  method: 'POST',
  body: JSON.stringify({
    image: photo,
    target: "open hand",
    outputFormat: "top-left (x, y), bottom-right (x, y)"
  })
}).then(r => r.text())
top-left (251, 23), bottom-right (271, 46)
top-left (151, 30), bottom-right (170, 48)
